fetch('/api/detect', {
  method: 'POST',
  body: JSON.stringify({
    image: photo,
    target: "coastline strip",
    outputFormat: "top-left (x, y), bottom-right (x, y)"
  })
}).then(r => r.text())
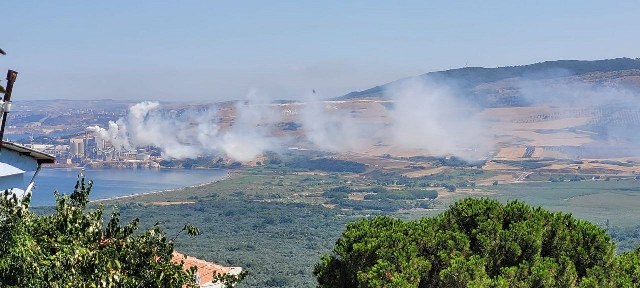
top-left (90, 171), bottom-right (231, 203)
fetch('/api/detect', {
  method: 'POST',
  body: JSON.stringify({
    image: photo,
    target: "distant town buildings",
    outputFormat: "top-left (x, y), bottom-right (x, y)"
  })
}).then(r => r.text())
top-left (19, 134), bottom-right (161, 169)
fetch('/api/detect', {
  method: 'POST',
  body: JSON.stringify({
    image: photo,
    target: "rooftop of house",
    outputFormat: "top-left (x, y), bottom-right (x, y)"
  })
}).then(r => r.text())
top-left (2, 141), bottom-right (55, 164)
top-left (172, 252), bottom-right (242, 287)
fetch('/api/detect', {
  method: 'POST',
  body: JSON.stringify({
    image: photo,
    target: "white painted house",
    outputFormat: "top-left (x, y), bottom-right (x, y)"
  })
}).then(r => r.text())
top-left (0, 141), bottom-right (55, 197)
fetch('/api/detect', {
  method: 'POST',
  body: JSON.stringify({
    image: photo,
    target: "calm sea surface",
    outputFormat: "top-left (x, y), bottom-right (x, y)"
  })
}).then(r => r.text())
top-left (26, 168), bottom-right (228, 207)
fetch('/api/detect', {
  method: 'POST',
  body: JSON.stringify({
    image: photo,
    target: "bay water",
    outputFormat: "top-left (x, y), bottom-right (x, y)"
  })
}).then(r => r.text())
top-left (26, 168), bottom-right (228, 207)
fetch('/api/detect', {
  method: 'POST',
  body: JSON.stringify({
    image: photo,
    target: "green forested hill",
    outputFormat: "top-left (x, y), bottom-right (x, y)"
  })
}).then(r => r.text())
top-left (338, 57), bottom-right (640, 105)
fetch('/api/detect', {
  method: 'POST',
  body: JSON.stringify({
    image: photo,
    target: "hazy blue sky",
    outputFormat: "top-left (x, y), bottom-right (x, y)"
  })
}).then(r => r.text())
top-left (2, 1), bottom-right (638, 102)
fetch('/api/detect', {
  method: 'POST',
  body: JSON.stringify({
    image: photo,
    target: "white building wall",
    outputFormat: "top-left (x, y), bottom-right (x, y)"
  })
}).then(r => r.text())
top-left (0, 163), bottom-right (26, 192)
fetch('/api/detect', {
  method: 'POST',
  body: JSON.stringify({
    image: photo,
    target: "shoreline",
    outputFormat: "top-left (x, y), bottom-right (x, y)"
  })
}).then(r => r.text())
top-left (90, 170), bottom-right (233, 203)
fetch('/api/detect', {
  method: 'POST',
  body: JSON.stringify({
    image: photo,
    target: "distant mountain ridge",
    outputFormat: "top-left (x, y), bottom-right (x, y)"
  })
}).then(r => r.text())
top-left (337, 57), bottom-right (640, 106)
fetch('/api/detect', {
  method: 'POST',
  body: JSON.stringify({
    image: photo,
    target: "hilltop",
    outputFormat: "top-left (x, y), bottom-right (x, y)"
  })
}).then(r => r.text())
top-left (337, 57), bottom-right (640, 106)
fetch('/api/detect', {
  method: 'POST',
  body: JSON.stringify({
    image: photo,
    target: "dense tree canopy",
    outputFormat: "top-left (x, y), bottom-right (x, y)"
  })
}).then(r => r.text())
top-left (0, 179), bottom-right (205, 287)
top-left (315, 198), bottom-right (640, 287)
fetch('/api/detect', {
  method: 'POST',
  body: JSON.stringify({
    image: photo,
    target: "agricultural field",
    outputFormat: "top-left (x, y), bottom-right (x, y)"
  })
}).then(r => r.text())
top-left (462, 180), bottom-right (640, 228)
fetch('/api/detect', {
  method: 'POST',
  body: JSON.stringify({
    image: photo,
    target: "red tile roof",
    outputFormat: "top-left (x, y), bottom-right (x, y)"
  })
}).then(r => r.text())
top-left (172, 252), bottom-right (242, 286)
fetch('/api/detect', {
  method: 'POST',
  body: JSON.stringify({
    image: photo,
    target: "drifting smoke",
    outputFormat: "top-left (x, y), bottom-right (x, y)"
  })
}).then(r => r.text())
top-left (518, 75), bottom-right (640, 106)
top-left (217, 99), bottom-right (283, 161)
top-left (88, 65), bottom-right (640, 161)
top-left (386, 78), bottom-right (491, 160)
top-left (88, 101), bottom-right (209, 159)
top-left (298, 79), bottom-right (492, 158)
top-left (88, 78), bottom-right (496, 161)
top-left (300, 96), bottom-right (375, 152)
top-left (516, 75), bottom-right (640, 156)
top-left (88, 99), bottom-right (282, 161)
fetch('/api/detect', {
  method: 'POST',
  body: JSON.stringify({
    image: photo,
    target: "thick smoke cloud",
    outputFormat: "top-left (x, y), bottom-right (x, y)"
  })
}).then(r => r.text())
top-left (300, 98), bottom-right (373, 152)
top-left (88, 101), bottom-right (212, 159)
top-left (386, 78), bottom-right (491, 160)
top-left (88, 78), bottom-right (496, 161)
top-left (217, 100), bottom-right (283, 161)
top-left (88, 100), bottom-right (282, 161)
top-left (88, 68), bottom-right (640, 162)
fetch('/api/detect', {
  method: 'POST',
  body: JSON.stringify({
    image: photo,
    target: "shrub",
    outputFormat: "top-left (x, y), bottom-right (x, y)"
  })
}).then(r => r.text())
top-left (314, 198), bottom-right (636, 287)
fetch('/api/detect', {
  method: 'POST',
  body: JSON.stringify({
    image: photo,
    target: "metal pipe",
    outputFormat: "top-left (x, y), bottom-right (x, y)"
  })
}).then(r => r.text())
top-left (0, 70), bottom-right (18, 150)
top-left (24, 162), bottom-right (43, 196)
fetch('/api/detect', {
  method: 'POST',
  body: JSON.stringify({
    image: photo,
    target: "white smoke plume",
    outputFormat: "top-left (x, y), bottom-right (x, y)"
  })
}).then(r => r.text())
top-left (300, 98), bottom-right (373, 152)
top-left (518, 75), bottom-right (640, 106)
top-left (217, 99), bottom-right (284, 161)
top-left (515, 75), bottom-right (640, 156)
top-left (88, 99), bottom-right (283, 161)
top-left (386, 78), bottom-right (492, 160)
top-left (87, 69), bottom-right (640, 162)
top-left (88, 79), bottom-right (494, 162)
top-left (294, 78), bottom-right (492, 159)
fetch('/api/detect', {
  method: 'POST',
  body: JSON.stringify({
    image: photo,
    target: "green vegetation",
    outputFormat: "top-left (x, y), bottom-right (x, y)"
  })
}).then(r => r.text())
top-left (263, 151), bottom-right (373, 173)
top-left (0, 179), bottom-right (238, 288)
top-left (104, 166), bottom-right (446, 286)
top-left (610, 225), bottom-right (640, 252)
top-left (492, 159), bottom-right (552, 169)
top-left (367, 168), bottom-right (488, 189)
top-left (322, 186), bottom-right (438, 212)
top-left (287, 158), bottom-right (367, 173)
top-left (87, 166), bottom-right (640, 287)
top-left (114, 197), bottom-right (351, 287)
top-left (315, 198), bottom-right (640, 287)
top-left (363, 189), bottom-right (437, 200)
top-left (485, 180), bottom-right (640, 228)
top-left (405, 156), bottom-right (485, 167)
top-left (330, 198), bottom-right (407, 212)
top-left (159, 157), bottom-right (241, 169)
top-left (589, 160), bottom-right (635, 167)
top-left (322, 185), bottom-right (354, 199)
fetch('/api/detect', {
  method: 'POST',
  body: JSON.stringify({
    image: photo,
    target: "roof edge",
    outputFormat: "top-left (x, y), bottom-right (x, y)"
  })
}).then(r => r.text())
top-left (1, 141), bottom-right (55, 164)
